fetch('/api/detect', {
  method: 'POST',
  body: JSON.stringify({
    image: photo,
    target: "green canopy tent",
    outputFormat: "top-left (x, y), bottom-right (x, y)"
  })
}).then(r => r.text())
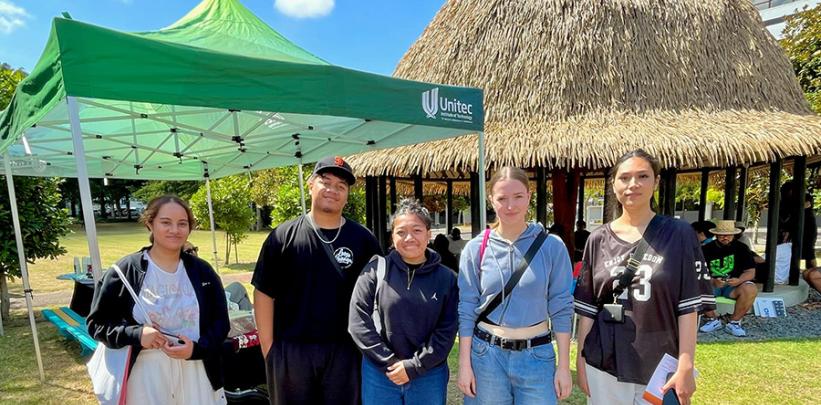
top-left (0, 0), bottom-right (484, 381)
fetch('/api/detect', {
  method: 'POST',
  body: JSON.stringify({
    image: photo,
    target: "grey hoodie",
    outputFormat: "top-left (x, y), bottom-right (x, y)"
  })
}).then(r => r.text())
top-left (457, 223), bottom-right (574, 337)
top-left (348, 249), bottom-right (458, 380)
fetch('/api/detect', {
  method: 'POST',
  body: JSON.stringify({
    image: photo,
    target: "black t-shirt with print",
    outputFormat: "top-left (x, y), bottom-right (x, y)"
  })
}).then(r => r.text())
top-left (574, 215), bottom-right (715, 384)
top-left (701, 239), bottom-right (756, 279)
top-left (252, 214), bottom-right (381, 343)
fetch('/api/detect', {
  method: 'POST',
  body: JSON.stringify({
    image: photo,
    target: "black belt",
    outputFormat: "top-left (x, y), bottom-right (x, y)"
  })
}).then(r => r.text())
top-left (473, 326), bottom-right (552, 351)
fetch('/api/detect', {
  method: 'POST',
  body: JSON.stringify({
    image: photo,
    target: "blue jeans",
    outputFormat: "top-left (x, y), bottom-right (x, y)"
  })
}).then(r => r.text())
top-left (361, 357), bottom-right (448, 405)
top-left (465, 336), bottom-right (557, 405)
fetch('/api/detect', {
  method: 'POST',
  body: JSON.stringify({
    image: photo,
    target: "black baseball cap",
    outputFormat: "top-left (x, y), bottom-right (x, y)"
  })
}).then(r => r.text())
top-left (312, 156), bottom-right (356, 185)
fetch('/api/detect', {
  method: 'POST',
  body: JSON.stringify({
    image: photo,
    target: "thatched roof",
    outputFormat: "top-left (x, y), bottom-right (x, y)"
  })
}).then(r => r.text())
top-left (348, 0), bottom-right (821, 177)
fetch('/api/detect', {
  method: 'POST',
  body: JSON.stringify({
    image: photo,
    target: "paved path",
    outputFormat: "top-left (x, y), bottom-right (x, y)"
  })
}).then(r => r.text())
top-left (10, 272), bottom-right (254, 311)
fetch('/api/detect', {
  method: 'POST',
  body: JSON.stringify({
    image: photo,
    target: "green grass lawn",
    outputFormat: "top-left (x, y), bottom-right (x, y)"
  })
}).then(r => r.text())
top-left (7, 222), bottom-right (270, 296)
top-left (2, 310), bottom-right (819, 405)
top-left (2, 223), bottom-right (820, 404)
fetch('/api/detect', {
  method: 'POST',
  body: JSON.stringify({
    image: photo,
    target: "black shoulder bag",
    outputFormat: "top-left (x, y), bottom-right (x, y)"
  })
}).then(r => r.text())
top-left (477, 229), bottom-right (549, 323)
top-left (602, 215), bottom-right (661, 323)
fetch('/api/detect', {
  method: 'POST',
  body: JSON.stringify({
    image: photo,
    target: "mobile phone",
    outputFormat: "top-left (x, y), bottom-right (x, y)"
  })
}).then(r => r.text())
top-left (159, 331), bottom-right (185, 345)
top-left (663, 372), bottom-right (681, 405)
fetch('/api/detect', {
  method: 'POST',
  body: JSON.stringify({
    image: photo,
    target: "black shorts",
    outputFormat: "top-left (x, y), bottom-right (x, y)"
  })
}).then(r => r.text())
top-left (264, 340), bottom-right (361, 405)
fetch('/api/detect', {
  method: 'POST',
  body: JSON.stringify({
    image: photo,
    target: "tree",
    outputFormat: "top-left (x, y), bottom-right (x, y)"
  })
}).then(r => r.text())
top-left (189, 175), bottom-right (254, 264)
top-left (0, 63), bottom-right (72, 319)
top-left (133, 180), bottom-right (202, 204)
top-left (781, 5), bottom-right (821, 113)
top-left (250, 166), bottom-right (366, 226)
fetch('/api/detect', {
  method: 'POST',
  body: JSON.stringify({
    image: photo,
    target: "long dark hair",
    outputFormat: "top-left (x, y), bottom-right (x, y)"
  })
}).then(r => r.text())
top-left (607, 149), bottom-right (661, 219)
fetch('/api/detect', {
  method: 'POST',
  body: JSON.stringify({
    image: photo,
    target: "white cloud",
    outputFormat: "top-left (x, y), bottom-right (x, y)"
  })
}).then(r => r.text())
top-left (275, 0), bottom-right (334, 19)
top-left (0, 0), bottom-right (29, 34)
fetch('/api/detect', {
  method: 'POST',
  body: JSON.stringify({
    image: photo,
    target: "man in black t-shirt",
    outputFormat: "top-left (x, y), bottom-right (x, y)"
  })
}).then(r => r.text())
top-left (699, 220), bottom-right (757, 337)
top-left (252, 156), bottom-right (381, 405)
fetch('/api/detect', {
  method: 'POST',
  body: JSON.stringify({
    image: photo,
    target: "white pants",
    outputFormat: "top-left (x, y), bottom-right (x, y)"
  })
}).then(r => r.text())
top-left (126, 349), bottom-right (226, 405)
top-left (586, 364), bottom-right (651, 405)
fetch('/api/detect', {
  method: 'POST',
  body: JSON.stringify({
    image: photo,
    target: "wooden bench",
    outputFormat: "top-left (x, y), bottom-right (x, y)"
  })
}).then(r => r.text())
top-left (42, 306), bottom-right (98, 356)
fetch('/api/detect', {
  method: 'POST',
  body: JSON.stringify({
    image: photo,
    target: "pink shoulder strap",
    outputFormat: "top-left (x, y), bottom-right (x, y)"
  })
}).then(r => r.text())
top-left (478, 228), bottom-right (491, 265)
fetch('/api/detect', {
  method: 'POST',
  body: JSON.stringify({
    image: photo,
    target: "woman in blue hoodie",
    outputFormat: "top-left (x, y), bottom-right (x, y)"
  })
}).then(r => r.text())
top-left (349, 198), bottom-right (459, 405)
top-left (457, 166), bottom-right (574, 405)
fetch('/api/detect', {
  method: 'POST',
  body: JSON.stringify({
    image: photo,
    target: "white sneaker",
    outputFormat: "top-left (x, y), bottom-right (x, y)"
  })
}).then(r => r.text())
top-left (725, 321), bottom-right (746, 337)
top-left (700, 318), bottom-right (722, 333)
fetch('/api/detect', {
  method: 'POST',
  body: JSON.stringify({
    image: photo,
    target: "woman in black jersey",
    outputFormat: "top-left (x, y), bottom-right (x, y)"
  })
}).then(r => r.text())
top-left (574, 150), bottom-right (714, 405)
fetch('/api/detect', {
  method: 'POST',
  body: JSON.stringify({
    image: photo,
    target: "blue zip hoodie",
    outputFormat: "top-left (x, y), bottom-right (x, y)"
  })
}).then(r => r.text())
top-left (348, 249), bottom-right (458, 380)
top-left (457, 223), bottom-right (574, 337)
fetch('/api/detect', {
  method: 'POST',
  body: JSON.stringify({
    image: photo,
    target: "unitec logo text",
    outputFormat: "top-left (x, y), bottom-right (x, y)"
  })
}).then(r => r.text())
top-left (422, 87), bottom-right (474, 124)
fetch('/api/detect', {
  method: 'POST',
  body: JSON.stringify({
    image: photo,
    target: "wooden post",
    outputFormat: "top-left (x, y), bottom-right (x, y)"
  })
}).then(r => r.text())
top-left (414, 175), bottom-right (423, 202)
top-left (536, 167), bottom-right (547, 225)
top-left (446, 180), bottom-right (454, 233)
top-left (665, 168), bottom-right (677, 216)
top-left (365, 176), bottom-right (375, 231)
top-left (698, 168), bottom-right (710, 221)
top-left (790, 157), bottom-right (807, 286)
top-left (389, 176), bottom-right (397, 214)
top-left (736, 166), bottom-right (748, 223)
top-left (578, 177), bottom-right (586, 223)
top-left (603, 168), bottom-right (614, 223)
top-left (723, 167), bottom-right (737, 220)
top-left (470, 172), bottom-right (481, 236)
top-left (377, 175), bottom-right (388, 249)
top-left (764, 159), bottom-right (782, 293)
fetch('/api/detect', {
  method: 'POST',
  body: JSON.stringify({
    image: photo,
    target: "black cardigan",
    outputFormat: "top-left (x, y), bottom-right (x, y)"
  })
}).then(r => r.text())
top-left (86, 248), bottom-right (230, 391)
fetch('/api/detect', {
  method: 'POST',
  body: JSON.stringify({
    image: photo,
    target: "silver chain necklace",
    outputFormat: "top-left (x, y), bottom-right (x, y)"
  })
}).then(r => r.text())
top-left (307, 213), bottom-right (344, 245)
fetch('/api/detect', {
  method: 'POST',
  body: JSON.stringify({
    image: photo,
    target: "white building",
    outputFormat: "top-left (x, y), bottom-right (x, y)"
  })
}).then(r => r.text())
top-left (755, 0), bottom-right (821, 39)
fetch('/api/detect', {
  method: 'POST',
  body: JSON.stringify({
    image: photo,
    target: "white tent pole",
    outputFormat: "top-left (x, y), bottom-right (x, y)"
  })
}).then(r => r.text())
top-left (67, 97), bottom-right (103, 279)
top-left (478, 131), bottom-right (487, 230)
top-left (297, 157), bottom-right (307, 215)
top-left (3, 153), bottom-right (45, 381)
top-left (205, 178), bottom-right (219, 273)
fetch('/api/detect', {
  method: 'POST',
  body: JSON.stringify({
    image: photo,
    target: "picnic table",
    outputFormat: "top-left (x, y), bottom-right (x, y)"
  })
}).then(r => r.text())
top-left (56, 273), bottom-right (95, 317)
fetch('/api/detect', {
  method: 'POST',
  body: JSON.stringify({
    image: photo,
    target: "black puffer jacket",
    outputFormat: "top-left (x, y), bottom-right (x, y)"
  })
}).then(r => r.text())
top-left (86, 248), bottom-right (229, 391)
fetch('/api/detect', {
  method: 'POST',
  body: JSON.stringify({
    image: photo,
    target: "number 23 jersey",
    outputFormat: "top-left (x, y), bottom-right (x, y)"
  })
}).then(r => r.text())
top-left (574, 215), bottom-right (715, 384)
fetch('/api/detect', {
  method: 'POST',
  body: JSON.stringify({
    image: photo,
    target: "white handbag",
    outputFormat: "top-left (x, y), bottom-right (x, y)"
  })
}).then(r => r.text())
top-left (87, 264), bottom-right (152, 405)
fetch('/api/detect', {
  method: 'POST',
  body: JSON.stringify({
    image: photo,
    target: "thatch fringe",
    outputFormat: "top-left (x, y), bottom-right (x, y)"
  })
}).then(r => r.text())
top-left (348, 0), bottom-right (821, 177)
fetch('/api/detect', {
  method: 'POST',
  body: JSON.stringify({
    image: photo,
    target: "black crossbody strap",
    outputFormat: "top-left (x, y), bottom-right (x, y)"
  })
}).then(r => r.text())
top-left (478, 230), bottom-right (549, 323)
top-left (612, 215), bottom-right (661, 300)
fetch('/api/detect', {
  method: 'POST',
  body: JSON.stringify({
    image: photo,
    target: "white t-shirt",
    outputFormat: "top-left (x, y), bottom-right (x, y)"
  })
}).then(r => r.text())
top-left (133, 252), bottom-right (201, 342)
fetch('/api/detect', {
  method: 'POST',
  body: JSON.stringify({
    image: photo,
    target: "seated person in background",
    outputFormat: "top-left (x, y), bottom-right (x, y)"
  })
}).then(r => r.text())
top-left (447, 227), bottom-right (468, 258)
top-left (432, 234), bottom-right (459, 273)
top-left (754, 230), bottom-right (792, 285)
top-left (699, 220), bottom-right (757, 337)
top-left (573, 220), bottom-right (590, 262)
top-left (691, 220), bottom-right (716, 245)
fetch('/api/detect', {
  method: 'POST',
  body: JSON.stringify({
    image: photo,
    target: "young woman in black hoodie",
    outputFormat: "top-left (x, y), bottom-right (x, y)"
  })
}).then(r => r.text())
top-left (86, 195), bottom-right (229, 404)
top-left (349, 198), bottom-right (458, 405)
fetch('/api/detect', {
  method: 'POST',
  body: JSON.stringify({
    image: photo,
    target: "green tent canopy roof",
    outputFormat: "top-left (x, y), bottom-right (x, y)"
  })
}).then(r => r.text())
top-left (0, 0), bottom-right (483, 180)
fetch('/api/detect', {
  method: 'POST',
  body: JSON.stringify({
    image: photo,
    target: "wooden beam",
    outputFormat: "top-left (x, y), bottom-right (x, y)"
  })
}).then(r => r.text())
top-left (470, 172), bottom-right (481, 236)
top-left (790, 157), bottom-right (807, 286)
top-left (724, 167), bottom-right (737, 220)
top-left (536, 167), bottom-right (547, 225)
top-left (736, 166), bottom-right (748, 223)
top-left (698, 168), bottom-right (709, 221)
top-left (764, 159), bottom-right (782, 293)
top-left (446, 180), bottom-right (454, 232)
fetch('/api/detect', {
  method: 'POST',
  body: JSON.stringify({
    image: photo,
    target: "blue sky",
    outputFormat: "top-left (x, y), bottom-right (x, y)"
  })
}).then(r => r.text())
top-left (0, 0), bottom-right (445, 76)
